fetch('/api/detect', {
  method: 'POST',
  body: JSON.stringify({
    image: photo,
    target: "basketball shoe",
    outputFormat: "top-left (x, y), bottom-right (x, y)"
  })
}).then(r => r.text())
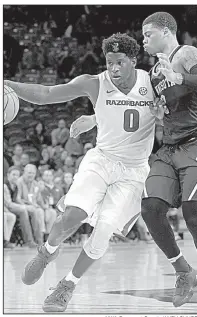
top-left (21, 243), bottom-right (59, 285)
top-left (173, 266), bottom-right (197, 307)
top-left (42, 279), bottom-right (76, 312)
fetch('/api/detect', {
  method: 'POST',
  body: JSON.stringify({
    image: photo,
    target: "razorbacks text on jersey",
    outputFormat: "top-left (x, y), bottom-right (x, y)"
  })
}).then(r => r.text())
top-left (150, 45), bottom-right (197, 145)
top-left (94, 69), bottom-right (155, 167)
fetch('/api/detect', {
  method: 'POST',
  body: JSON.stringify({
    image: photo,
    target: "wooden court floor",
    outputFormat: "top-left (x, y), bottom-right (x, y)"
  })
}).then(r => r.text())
top-left (4, 237), bottom-right (197, 314)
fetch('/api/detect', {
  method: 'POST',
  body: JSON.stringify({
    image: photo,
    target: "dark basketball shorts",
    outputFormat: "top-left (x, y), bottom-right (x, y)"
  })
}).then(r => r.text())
top-left (143, 139), bottom-right (197, 208)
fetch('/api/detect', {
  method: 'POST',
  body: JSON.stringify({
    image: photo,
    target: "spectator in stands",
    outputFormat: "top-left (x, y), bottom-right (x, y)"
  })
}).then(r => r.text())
top-left (65, 135), bottom-right (83, 158)
top-left (29, 121), bottom-right (51, 152)
top-left (43, 14), bottom-right (58, 37)
top-left (19, 153), bottom-right (30, 172)
top-left (57, 46), bottom-right (75, 79)
top-left (12, 144), bottom-right (23, 167)
top-left (62, 156), bottom-right (75, 174)
top-left (75, 13), bottom-right (92, 43)
top-left (79, 42), bottom-right (99, 74)
top-left (21, 48), bottom-right (33, 70)
top-left (75, 142), bottom-right (93, 171)
top-left (51, 119), bottom-right (69, 147)
top-left (4, 166), bottom-right (37, 248)
top-left (51, 144), bottom-right (64, 170)
top-left (53, 176), bottom-right (63, 192)
top-left (16, 164), bottom-right (45, 244)
top-left (4, 206), bottom-right (16, 248)
top-left (39, 170), bottom-right (62, 241)
top-left (63, 172), bottom-right (73, 194)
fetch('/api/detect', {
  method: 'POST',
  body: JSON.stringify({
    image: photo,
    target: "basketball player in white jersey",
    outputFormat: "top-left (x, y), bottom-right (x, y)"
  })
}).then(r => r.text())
top-left (4, 33), bottom-right (163, 312)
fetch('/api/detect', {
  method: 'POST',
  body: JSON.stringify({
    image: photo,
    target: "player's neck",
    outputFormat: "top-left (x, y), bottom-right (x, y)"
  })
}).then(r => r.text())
top-left (117, 69), bottom-right (137, 91)
top-left (162, 38), bottom-right (179, 57)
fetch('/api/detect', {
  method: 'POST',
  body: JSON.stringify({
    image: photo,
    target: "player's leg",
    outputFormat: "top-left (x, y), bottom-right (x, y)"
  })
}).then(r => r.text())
top-left (141, 159), bottom-right (187, 265)
top-left (142, 156), bottom-right (196, 307)
top-left (180, 165), bottom-right (197, 248)
top-left (22, 149), bottom-right (108, 286)
top-left (172, 142), bottom-right (197, 307)
top-left (42, 164), bottom-right (147, 312)
top-left (4, 210), bottom-right (16, 248)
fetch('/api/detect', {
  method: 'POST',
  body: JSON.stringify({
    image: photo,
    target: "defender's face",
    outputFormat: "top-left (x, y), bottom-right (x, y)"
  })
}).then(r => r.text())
top-left (106, 52), bottom-right (135, 85)
top-left (143, 24), bottom-right (165, 56)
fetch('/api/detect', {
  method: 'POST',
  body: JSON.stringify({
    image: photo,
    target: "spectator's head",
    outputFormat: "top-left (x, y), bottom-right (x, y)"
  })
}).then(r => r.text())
top-left (83, 142), bottom-right (93, 154)
top-left (81, 14), bottom-right (87, 22)
top-left (7, 166), bottom-right (20, 184)
top-left (14, 144), bottom-right (23, 157)
top-left (54, 176), bottom-right (62, 188)
top-left (62, 46), bottom-right (69, 57)
top-left (34, 121), bottom-right (45, 135)
top-left (58, 119), bottom-right (66, 129)
top-left (142, 12), bottom-right (177, 56)
top-left (64, 156), bottom-right (74, 167)
top-left (42, 170), bottom-right (54, 185)
top-left (63, 172), bottom-right (73, 186)
top-left (21, 153), bottom-right (30, 167)
top-left (23, 164), bottom-right (37, 182)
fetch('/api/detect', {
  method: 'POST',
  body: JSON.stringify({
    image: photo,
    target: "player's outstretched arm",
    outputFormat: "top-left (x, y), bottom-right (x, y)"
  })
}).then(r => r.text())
top-left (70, 115), bottom-right (96, 138)
top-left (4, 75), bottom-right (94, 105)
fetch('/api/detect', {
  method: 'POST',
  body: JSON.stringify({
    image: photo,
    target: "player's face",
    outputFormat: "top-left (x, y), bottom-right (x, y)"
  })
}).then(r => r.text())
top-left (143, 24), bottom-right (166, 56)
top-left (106, 52), bottom-right (135, 86)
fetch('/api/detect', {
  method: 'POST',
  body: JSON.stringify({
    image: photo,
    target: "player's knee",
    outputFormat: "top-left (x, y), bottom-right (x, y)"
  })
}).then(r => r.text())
top-left (182, 201), bottom-right (197, 227)
top-left (83, 220), bottom-right (114, 260)
top-left (141, 197), bottom-right (169, 221)
top-left (83, 236), bottom-right (109, 260)
top-left (62, 206), bottom-right (87, 228)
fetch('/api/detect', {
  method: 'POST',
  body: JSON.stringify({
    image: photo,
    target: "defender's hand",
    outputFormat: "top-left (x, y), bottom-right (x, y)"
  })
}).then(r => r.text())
top-left (70, 115), bottom-right (96, 138)
top-left (149, 97), bottom-right (169, 120)
top-left (157, 53), bottom-right (177, 83)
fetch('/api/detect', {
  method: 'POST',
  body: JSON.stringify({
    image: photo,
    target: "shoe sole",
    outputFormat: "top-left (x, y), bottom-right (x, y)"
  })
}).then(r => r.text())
top-left (42, 304), bottom-right (67, 312)
top-left (173, 289), bottom-right (194, 307)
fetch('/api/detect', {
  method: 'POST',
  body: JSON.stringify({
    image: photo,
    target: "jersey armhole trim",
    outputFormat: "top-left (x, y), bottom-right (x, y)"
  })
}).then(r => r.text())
top-left (93, 73), bottom-right (103, 109)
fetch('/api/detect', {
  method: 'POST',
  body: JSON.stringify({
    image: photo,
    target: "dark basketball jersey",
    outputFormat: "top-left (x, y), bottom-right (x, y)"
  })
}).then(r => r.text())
top-left (150, 45), bottom-right (197, 145)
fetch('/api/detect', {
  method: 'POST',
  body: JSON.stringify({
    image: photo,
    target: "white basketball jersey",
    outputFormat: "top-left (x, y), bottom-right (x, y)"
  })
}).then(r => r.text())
top-left (95, 69), bottom-right (155, 167)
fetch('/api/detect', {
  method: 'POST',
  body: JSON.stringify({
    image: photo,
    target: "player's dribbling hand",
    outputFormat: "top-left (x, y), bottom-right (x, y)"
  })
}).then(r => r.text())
top-left (150, 97), bottom-right (169, 120)
top-left (156, 53), bottom-right (177, 83)
top-left (70, 115), bottom-right (96, 138)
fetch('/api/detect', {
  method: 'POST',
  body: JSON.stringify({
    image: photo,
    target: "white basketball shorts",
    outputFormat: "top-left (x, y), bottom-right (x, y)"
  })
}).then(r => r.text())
top-left (59, 147), bottom-right (150, 231)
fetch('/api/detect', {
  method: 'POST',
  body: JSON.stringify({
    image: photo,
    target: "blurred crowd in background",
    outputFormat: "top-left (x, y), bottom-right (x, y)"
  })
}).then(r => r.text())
top-left (4, 5), bottom-right (196, 249)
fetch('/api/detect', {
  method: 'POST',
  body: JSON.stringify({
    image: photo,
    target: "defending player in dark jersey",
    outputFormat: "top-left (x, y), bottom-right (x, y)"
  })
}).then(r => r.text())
top-left (141, 12), bottom-right (197, 308)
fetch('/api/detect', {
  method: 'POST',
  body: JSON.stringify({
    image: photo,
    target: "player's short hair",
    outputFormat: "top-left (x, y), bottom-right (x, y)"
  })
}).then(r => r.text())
top-left (7, 166), bottom-right (21, 175)
top-left (102, 33), bottom-right (140, 58)
top-left (142, 12), bottom-right (177, 34)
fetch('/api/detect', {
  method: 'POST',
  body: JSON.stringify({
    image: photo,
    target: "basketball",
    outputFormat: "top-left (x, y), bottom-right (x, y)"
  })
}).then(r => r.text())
top-left (4, 85), bottom-right (20, 125)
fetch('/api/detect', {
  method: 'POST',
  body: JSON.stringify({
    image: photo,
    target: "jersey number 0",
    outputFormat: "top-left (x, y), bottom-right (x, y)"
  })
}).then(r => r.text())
top-left (123, 109), bottom-right (139, 132)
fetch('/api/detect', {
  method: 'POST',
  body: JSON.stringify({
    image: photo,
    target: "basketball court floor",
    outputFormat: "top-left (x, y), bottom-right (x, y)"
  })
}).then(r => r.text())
top-left (4, 235), bottom-right (197, 314)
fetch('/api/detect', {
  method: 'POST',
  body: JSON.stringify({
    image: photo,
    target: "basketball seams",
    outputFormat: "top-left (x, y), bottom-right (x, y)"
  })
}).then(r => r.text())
top-left (9, 88), bottom-right (16, 122)
top-left (4, 85), bottom-right (19, 125)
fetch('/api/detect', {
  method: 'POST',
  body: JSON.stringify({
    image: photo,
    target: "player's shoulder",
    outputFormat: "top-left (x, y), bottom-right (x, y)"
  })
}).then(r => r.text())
top-left (136, 68), bottom-right (149, 76)
top-left (178, 45), bottom-right (197, 72)
top-left (136, 68), bottom-right (151, 83)
top-left (178, 45), bottom-right (197, 62)
top-left (180, 44), bottom-right (197, 54)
